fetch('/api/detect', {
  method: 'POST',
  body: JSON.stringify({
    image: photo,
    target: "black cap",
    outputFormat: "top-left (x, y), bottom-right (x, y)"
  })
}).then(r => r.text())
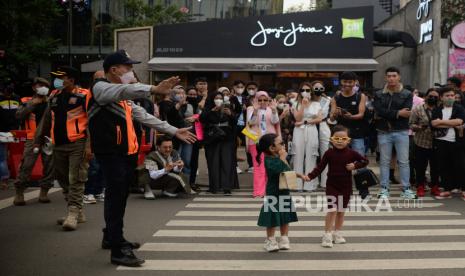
top-left (50, 66), bottom-right (80, 81)
top-left (103, 50), bottom-right (141, 72)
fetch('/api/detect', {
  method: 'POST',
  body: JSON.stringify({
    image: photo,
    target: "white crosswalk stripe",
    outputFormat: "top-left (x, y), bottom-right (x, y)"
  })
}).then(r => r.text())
top-left (123, 186), bottom-right (465, 272)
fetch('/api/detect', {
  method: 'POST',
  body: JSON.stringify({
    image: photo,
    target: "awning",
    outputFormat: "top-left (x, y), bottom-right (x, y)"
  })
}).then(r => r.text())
top-left (147, 57), bottom-right (378, 72)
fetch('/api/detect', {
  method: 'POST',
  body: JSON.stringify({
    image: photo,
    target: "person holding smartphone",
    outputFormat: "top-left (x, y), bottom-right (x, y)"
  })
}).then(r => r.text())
top-left (200, 92), bottom-right (238, 195)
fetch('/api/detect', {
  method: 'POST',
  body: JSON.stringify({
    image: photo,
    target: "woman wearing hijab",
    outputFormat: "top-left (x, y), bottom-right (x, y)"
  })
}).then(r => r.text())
top-left (246, 91), bottom-right (281, 198)
top-left (200, 92), bottom-right (238, 195)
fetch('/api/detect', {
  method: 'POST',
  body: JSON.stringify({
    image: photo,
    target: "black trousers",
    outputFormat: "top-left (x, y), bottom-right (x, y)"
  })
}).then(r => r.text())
top-left (205, 139), bottom-right (237, 192)
top-left (189, 142), bottom-right (200, 185)
top-left (414, 144), bottom-right (439, 186)
top-left (96, 153), bottom-right (138, 255)
top-left (434, 140), bottom-right (461, 191)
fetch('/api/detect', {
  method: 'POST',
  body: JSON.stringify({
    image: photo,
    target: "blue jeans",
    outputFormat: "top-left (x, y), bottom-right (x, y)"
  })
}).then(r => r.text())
top-left (378, 130), bottom-right (410, 190)
top-left (84, 158), bottom-right (105, 195)
top-left (0, 144), bottom-right (9, 181)
top-left (179, 142), bottom-right (193, 175)
top-left (350, 138), bottom-right (365, 156)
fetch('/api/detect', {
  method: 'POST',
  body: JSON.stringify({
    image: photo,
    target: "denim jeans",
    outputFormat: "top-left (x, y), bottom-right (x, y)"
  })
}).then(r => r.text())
top-left (178, 142), bottom-right (193, 175)
top-left (84, 158), bottom-right (105, 195)
top-left (378, 130), bottom-right (410, 190)
top-left (0, 143), bottom-right (10, 181)
top-left (350, 138), bottom-right (366, 156)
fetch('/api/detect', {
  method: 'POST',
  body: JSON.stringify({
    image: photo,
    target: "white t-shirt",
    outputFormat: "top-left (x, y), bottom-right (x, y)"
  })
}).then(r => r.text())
top-left (438, 107), bottom-right (455, 142)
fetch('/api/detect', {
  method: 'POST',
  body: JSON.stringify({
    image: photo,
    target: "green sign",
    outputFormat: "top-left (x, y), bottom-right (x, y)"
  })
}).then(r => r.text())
top-left (341, 18), bottom-right (365, 39)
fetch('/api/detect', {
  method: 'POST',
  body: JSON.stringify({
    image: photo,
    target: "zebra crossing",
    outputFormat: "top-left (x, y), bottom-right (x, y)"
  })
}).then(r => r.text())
top-left (119, 184), bottom-right (465, 273)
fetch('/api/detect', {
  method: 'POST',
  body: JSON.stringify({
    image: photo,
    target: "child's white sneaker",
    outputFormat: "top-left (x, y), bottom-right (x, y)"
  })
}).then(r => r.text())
top-left (321, 232), bottom-right (333, 248)
top-left (263, 237), bottom-right (280, 252)
top-left (332, 231), bottom-right (346, 244)
top-left (277, 236), bottom-right (290, 250)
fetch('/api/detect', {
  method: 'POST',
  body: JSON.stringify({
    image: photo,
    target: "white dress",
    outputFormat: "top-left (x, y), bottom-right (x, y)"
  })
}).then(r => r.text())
top-left (292, 101), bottom-right (321, 191)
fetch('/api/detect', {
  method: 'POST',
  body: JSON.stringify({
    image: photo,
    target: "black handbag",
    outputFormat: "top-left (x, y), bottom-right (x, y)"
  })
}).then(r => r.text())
top-left (203, 125), bottom-right (227, 145)
top-left (354, 168), bottom-right (379, 190)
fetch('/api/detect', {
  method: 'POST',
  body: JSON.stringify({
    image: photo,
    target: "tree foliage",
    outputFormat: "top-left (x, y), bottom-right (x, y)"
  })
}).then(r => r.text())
top-left (441, 0), bottom-right (465, 38)
top-left (112, 0), bottom-right (190, 29)
top-left (0, 0), bottom-right (62, 80)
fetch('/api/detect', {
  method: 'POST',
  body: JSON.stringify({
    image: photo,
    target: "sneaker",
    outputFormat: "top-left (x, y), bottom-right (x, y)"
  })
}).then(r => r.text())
top-left (416, 185), bottom-right (425, 197)
top-left (435, 191), bottom-right (452, 199)
top-left (451, 189), bottom-right (461, 194)
top-left (236, 167), bottom-right (243, 174)
top-left (401, 188), bottom-right (418, 199)
top-left (95, 193), bottom-right (105, 202)
top-left (162, 191), bottom-right (178, 198)
top-left (332, 231), bottom-right (346, 244)
top-left (377, 188), bottom-right (390, 199)
top-left (144, 191), bottom-right (155, 200)
top-left (83, 194), bottom-right (97, 204)
top-left (462, 192), bottom-right (465, 201)
top-left (430, 185), bottom-right (441, 197)
top-left (247, 167), bottom-right (254, 173)
top-left (224, 190), bottom-right (232, 196)
top-left (263, 238), bottom-right (280, 252)
top-left (190, 189), bottom-right (197, 195)
top-left (277, 236), bottom-right (290, 250)
top-left (321, 232), bottom-right (333, 248)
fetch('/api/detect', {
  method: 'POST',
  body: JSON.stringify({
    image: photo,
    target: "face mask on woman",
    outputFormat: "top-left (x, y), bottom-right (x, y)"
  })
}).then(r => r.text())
top-left (301, 92), bottom-right (310, 99)
top-left (36, 86), bottom-right (49, 96)
top-left (214, 99), bottom-right (223, 107)
top-left (248, 89), bottom-right (256, 96)
top-left (426, 96), bottom-right (438, 106)
top-left (277, 103), bottom-right (285, 110)
top-left (224, 96), bottom-right (230, 103)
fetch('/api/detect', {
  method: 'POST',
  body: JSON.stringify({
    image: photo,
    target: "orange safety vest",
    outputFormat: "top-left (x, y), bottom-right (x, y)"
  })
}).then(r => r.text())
top-left (49, 88), bottom-right (90, 144)
top-left (20, 97), bottom-right (37, 140)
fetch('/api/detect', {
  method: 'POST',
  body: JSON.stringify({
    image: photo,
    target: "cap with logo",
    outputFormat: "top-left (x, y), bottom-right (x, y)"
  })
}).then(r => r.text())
top-left (50, 66), bottom-right (80, 81)
top-left (103, 50), bottom-right (141, 72)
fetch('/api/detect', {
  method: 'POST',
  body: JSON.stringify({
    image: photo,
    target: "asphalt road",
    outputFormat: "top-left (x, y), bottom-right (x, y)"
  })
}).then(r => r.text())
top-left (1, 151), bottom-right (465, 276)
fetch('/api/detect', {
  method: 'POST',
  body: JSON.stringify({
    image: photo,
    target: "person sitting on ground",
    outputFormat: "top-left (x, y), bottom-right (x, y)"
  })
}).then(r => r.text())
top-left (140, 135), bottom-right (190, 199)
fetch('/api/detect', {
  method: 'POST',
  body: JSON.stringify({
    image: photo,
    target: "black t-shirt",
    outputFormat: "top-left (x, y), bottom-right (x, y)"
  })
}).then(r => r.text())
top-left (335, 92), bottom-right (366, 139)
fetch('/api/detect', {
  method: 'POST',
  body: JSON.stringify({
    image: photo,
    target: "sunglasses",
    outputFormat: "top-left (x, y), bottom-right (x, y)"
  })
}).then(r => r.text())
top-left (300, 88), bottom-right (311, 92)
top-left (330, 136), bottom-right (351, 142)
top-left (313, 87), bottom-right (325, 92)
top-left (258, 99), bottom-right (269, 102)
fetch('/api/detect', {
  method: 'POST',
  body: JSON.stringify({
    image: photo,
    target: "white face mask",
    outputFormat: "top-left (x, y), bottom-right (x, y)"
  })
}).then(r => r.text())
top-left (120, 71), bottom-right (135, 84)
top-left (223, 96), bottom-right (230, 103)
top-left (235, 88), bottom-right (244, 95)
top-left (301, 92), bottom-right (310, 99)
top-left (214, 99), bottom-right (223, 107)
top-left (36, 86), bottom-right (49, 96)
top-left (277, 103), bottom-right (285, 110)
top-left (248, 89), bottom-right (256, 96)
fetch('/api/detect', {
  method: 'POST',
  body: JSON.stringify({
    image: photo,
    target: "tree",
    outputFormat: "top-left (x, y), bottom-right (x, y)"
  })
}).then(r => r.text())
top-left (0, 0), bottom-right (62, 81)
top-left (441, 0), bottom-right (465, 38)
top-left (112, 0), bottom-right (190, 30)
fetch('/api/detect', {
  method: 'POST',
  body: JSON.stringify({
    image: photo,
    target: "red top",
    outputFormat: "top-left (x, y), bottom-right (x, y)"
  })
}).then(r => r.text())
top-left (308, 147), bottom-right (368, 180)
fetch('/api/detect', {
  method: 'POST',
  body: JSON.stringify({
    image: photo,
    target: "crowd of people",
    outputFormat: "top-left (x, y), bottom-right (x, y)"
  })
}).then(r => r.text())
top-left (1, 49), bottom-right (465, 262)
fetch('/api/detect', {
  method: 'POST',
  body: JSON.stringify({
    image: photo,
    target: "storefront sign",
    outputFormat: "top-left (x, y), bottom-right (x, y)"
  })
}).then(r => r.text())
top-left (416, 0), bottom-right (432, 20)
top-left (451, 22), bottom-right (465, 49)
top-left (417, 0), bottom-right (433, 44)
top-left (449, 48), bottom-right (465, 76)
top-left (419, 19), bottom-right (433, 44)
top-left (153, 7), bottom-right (373, 59)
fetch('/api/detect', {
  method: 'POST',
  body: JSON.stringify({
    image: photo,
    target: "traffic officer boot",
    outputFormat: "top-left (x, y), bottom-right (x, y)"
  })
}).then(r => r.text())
top-left (13, 189), bottom-right (26, 206)
top-left (57, 208), bottom-right (86, 225)
top-left (62, 206), bottom-right (83, 231)
top-left (38, 188), bottom-right (51, 203)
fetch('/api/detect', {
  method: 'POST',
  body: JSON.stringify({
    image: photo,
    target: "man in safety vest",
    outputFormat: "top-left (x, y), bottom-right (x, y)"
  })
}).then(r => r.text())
top-left (13, 77), bottom-right (54, 205)
top-left (35, 66), bottom-right (92, 231)
top-left (88, 50), bottom-right (196, 267)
